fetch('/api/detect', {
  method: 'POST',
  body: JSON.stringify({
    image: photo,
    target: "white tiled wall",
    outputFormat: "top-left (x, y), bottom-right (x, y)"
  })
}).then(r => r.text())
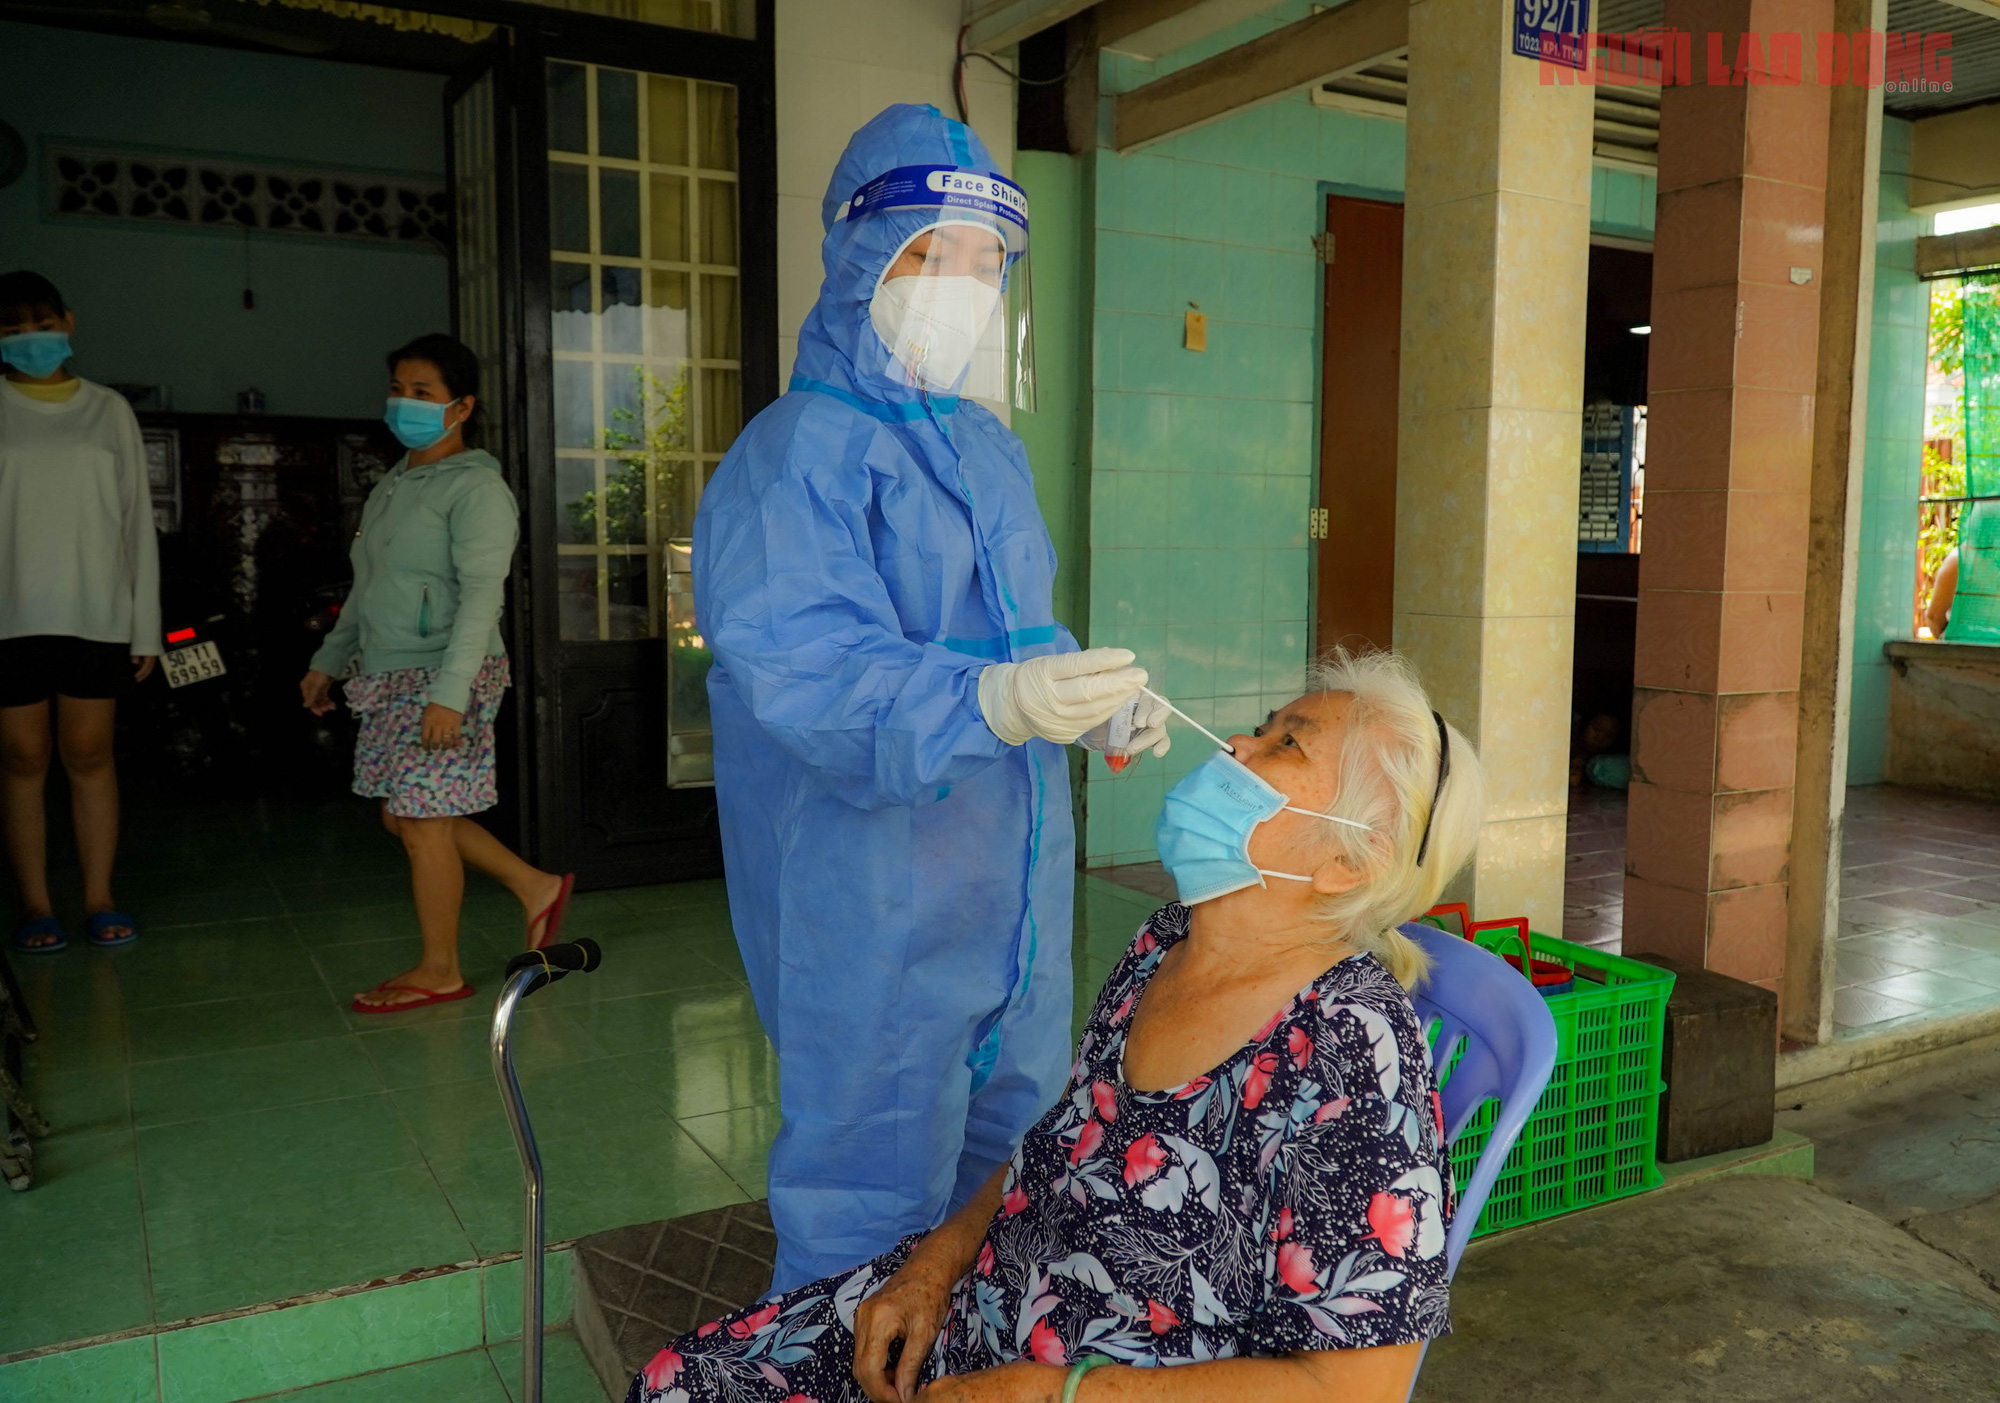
top-left (774, 0), bottom-right (1015, 382)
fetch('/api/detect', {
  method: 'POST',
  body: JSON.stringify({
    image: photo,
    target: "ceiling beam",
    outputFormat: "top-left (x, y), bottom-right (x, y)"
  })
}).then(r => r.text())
top-left (1915, 225), bottom-right (2000, 279)
top-left (1930, 0), bottom-right (2000, 21)
top-left (1098, 0), bottom-right (1270, 58)
top-left (1112, 0), bottom-right (1408, 151)
top-left (962, 0), bottom-right (1099, 53)
top-left (1910, 100), bottom-right (2000, 210)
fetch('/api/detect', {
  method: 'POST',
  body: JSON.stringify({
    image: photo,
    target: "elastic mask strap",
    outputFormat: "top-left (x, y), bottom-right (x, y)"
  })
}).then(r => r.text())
top-left (1261, 805), bottom-right (1370, 886)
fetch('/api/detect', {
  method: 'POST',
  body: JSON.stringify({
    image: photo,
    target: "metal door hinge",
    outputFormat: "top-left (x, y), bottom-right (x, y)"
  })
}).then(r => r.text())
top-left (1308, 507), bottom-right (1330, 539)
top-left (1312, 231), bottom-right (1336, 264)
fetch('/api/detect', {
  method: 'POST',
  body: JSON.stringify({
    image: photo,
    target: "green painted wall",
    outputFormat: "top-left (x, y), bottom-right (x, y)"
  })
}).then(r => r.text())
top-left (1848, 117), bottom-right (1931, 783)
top-left (0, 20), bottom-right (449, 418)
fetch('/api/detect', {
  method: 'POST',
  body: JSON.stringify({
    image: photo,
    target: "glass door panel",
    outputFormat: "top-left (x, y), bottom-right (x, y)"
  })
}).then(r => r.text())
top-left (665, 540), bottom-right (710, 784)
top-left (545, 58), bottom-right (742, 785)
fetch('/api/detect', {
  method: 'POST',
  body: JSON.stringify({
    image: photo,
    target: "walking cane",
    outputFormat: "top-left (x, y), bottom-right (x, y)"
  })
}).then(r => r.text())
top-left (492, 938), bottom-right (604, 1403)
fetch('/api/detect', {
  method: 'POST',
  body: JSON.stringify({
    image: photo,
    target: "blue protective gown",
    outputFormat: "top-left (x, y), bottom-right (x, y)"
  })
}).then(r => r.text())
top-left (693, 105), bottom-right (1076, 1293)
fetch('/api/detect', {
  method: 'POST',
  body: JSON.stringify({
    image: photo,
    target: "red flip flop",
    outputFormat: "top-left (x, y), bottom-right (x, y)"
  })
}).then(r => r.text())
top-left (351, 981), bottom-right (476, 1014)
top-left (530, 873), bottom-right (577, 951)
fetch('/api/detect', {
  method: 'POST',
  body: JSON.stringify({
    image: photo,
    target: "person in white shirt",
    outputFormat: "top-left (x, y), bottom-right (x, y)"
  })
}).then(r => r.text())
top-left (0, 271), bottom-right (160, 954)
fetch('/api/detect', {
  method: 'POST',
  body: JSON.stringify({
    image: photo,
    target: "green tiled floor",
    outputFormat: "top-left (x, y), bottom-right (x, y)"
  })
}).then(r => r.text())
top-left (2, 789), bottom-right (1165, 1399)
top-left (2, 797), bottom-right (769, 1367)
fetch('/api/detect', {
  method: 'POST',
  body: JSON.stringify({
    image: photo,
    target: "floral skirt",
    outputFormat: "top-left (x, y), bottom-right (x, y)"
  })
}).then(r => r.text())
top-left (346, 655), bottom-right (510, 819)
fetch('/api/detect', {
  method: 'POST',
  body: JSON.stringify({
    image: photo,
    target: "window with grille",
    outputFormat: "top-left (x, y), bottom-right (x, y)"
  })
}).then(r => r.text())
top-left (545, 59), bottom-right (742, 646)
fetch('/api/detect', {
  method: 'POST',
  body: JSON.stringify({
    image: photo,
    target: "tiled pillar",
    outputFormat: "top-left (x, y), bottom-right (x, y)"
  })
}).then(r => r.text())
top-left (1623, 0), bottom-right (1832, 989)
top-left (1394, 0), bottom-right (1594, 933)
top-left (1787, 0), bottom-right (1885, 1043)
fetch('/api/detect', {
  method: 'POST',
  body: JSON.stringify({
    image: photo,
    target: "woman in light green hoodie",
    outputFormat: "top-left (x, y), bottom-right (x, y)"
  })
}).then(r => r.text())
top-left (302, 334), bottom-right (573, 1012)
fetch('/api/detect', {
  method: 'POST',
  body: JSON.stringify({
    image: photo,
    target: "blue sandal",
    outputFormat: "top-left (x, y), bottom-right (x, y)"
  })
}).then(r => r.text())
top-left (12, 917), bottom-right (67, 955)
top-left (85, 911), bottom-right (139, 949)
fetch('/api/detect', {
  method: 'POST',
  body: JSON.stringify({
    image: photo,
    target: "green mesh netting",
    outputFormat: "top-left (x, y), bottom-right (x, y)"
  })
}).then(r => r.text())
top-left (1946, 274), bottom-right (2000, 642)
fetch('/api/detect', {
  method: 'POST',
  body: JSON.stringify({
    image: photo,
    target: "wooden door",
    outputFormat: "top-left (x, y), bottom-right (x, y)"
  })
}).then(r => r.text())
top-left (523, 34), bottom-right (779, 889)
top-left (447, 23), bottom-right (778, 889)
top-left (1315, 195), bottom-right (1404, 655)
top-left (445, 44), bottom-right (531, 854)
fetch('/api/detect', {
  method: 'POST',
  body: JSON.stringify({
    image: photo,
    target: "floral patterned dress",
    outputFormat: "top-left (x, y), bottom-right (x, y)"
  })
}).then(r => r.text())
top-left (345, 654), bottom-right (510, 819)
top-left (631, 903), bottom-right (1455, 1403)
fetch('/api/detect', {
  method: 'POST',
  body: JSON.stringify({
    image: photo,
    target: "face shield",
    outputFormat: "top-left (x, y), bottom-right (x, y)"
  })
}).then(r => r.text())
top-left (840, 165), bottom-right (1035, 412)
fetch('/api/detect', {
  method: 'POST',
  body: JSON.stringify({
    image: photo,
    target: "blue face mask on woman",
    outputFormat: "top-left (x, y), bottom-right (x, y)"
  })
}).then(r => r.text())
top-left (1, 331), bottom-right (73, 380)
top-left (383, 396), bottom-right (459, 451)
top-left (1155, 749), bottom-right (1373, 905)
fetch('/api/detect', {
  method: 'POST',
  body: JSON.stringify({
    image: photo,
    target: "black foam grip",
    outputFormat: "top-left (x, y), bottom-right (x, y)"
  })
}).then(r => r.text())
top-left (541, 938), bottom-right (601, 973)
top-left (505, 938), bottom-right (604, 994)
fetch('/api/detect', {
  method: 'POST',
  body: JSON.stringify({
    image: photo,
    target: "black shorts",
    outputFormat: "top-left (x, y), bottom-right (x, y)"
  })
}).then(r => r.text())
top-left (0, 635), bottom-right (133, 709)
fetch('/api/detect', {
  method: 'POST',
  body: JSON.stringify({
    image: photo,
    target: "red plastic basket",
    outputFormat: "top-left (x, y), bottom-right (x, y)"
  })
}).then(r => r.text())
top-left (1420, 905), bottom-right (1573, 993)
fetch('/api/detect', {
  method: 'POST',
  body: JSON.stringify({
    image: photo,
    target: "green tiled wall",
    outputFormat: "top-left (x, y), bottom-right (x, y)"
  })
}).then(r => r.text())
top-left (1848, 117), bottom-right (1930, 783)
top-left (1084, 0), bottom-right (1407, 867)
top-left (1013, 151), bottom-right (1092, 643)
top-left (1081, 4), bottom-right (1658, 865)
top-left (1591, 165), bottom-right (1658, 240)
top-left (1083, 92), bottom-right (1350, 865)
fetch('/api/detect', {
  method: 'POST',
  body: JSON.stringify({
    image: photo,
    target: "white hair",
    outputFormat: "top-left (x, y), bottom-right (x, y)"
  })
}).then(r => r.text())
top-left (1281, 648), bottom-right (1486, 988)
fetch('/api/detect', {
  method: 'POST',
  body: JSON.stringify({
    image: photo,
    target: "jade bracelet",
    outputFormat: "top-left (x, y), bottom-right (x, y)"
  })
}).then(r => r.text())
top-left (1061, 1355), bottom-right (1113, 1403)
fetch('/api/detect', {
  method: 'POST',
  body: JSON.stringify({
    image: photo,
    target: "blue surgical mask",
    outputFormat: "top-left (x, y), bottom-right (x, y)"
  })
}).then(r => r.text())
top-left (1155, 750), bottom-right (1372, 905)
top-left (383, 396), bottom-right (459, 450)
top-left (1, 331), bottom-right (73, 380)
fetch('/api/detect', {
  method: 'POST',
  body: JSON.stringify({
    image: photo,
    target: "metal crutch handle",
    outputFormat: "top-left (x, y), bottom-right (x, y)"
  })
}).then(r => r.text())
top-left (492, 938), bottom-right (604, 1403)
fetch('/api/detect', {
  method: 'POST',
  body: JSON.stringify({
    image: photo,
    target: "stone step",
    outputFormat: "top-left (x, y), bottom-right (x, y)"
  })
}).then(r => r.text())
top-left (0, 1250), bottom-right (576, 1401)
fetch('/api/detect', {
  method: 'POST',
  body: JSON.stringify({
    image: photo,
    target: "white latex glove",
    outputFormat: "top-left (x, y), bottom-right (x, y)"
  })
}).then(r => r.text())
top-left (1078, 690), bottom-right (1171, 759)
top-left (978, 648), bottom-right (1149, 746)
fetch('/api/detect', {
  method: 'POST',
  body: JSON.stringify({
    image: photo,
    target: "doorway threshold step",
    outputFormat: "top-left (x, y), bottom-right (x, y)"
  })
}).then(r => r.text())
top-left (0, 1248), bottom-right (579, 1403)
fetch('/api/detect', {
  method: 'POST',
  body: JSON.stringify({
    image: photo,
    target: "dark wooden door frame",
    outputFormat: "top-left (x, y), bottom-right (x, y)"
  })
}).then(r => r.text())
top-left (445, 40), bottom-right (533, 855)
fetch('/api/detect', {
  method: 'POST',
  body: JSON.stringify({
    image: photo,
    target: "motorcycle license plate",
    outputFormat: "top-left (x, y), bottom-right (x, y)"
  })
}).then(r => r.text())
top-left (162, 641), bottom-right (227, 689)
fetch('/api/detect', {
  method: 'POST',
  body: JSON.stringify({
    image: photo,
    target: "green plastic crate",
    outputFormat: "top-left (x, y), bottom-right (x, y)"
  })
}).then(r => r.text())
top-left (1431, 928), bottom-right (1675, 1238)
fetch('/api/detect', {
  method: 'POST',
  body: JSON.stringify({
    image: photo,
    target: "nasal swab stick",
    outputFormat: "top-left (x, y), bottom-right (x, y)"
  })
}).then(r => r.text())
top-left (1141, 687), bottom-right (1235, 754)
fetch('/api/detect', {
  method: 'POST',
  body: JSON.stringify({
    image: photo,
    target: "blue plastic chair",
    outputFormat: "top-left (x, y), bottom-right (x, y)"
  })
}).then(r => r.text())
top-left (1398, 920), bottom-right (1559, 1395)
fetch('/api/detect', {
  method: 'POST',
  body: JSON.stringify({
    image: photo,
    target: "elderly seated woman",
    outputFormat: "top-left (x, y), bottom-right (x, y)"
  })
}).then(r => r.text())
top-left (631, 650), bottom-right (1485, 1403)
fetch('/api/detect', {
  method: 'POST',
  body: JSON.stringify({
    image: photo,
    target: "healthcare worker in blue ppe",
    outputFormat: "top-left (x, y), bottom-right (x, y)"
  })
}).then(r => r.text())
top-left (693, 105), bottom-right (1169, 1293)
